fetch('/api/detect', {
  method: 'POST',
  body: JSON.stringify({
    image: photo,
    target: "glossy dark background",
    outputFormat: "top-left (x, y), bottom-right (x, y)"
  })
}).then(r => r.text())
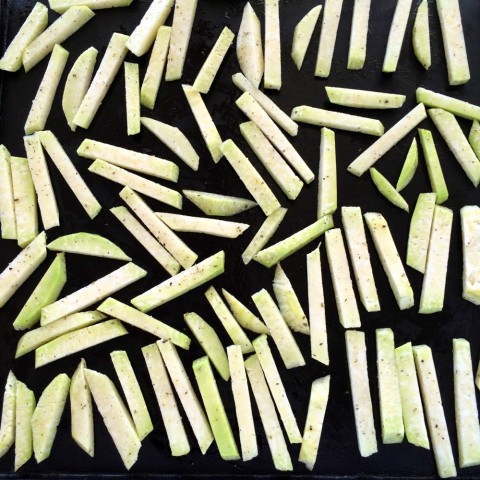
top-left (1, 0), bottom-right (480, 477)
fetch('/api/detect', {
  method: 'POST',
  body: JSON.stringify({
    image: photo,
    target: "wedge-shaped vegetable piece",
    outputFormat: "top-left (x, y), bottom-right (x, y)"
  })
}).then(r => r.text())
top-left (292, 106), bottom-right (384, 136)
top-left (111, 350), bottom-right (153, 441)
top-left (184, 312), bottom-right (229, 380)
top-left (273, 264), bottom-right (309, 335)
top-left (242, 207), bottom-right (287, 265)
top-left (227, 345), bottom-right (257, 461)
top-left (263, 0), bottom-right (281, 90)
top-left (14, 381), bottom-right (35, 471)
top-left (345, 330), bottom-right (377, 457)
top-left (469, 120), bottom-right (480, 161)
top-left (237, 3), bottom-right (263, 88)
top-left (141, 117), bottom-right (199, 170)
top-left (325, 228), bottom-right (361, 328)
top-left (318, 127), bottom-right (337, 218)
top-left (205, 287), bottom-right (253, 355)
top-left (326, 86), bottom-right (406, 109)
top-left (193, 356), bottom-right (240, 460)
top-left (111, 207), bottom-right (180, 276)
top-left (252, 289), bottom-right (305, 369)
top-left (85, 369), bottom-right (141, 470)
top-left (298, 376), bottom-right (330, 470)
top-left (222, 289), bottom-right (268, 335)
top-left (0, 2), bottom-right (48, 72)
top-left (11, 156), bottom-right (38, 248)
top-left (245, 354), bottom-right (292, 471)
top-left (254, 215), bottom-right (333, 268)
top-left (97, 298), bottom-right (190, 349)
top-left (38, 130), bottom-right (101, 219)
top-left (32, 373), bottom-right (70, 463)
top-left (0, 146), bottom-right (17, 239)
top-left (182, 85), bottom-right (223, 162)
top-left (417, 88), bottom-right (480, 121)
top-left (341, 207), bottom-right (380, 312)
top-left (461, 206), bottom-right (480, 304)
top-left (413, 345), bottom-right (457, 478)
top-left (370, 168), bottom-right (409, 212)
top-left (419, 205), bottom-right (453, 314)
top-left (193, 27), bottom-right (234, 94)
top-left (183, 190), bottom-right (256, 216)
top-left (221, 139), bottom-right (281, 216)
top-left (236, 92), bottom-right (314, 183)
top-left (429, 108), bottom-right (480, 186)
top-left (70, 359), bottom-right (94, 456)
top-left (50, 0), bottom-right (133, 13)
top-left (291, 5), bottom-right (322, 71)
top-left (412, 0), bottom-right (430, 70)
top-left (347, 0), bottom-right (370, 69)
top-left (140, 26), bottom-right (171, 110)
top-left (124, 62), bottom-right (140, 136)
top-left (0, 372), bottom-right (16, 458)
top-left (142, 343), bottom-right (190, 456)
top-left (126, 0), bottom-right (173, 57)
top-left (396, 138), bottom-right (418, 191)
top-left (0, 231), bottom-right (46, 308)
top-left (157, 341), bottom-right (214, 453)
top-left (395, 342), bottom-right (429, 449)
top-left (253, 335), bottom-right (302, 443)
top-left (22, 6), bottom-right (94, 72)
top-left (73, 33), bottom-right (129, 129)
top-left (453, 338), bottom-right (480, 468)
top-left (348, 103), bottom-right (427, 176)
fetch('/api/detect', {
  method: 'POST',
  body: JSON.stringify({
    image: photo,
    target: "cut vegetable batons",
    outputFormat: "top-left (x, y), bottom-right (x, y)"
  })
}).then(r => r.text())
top-left (22, 6), bottom-right (94, 72)
top-left (124, 62), bottom-right (140, 136)
top-left (461, 205), bottom-right (480, 305)
top-left (419, 205), bottom-right (453, 314)
top-left (0, 146), bottom-right (17, 239)
top-left (165, 0), bottom-right (198, 81)
top-left (31, 373), bottom-right (70, 463)
top-left (40, 262), bottom-right (146, 325)
top-left (85, 369), bottom-right (141, 470)
top-left (298, 376), bottom-right (330, 471)
top-left (126, 0), bottom-right (173, 57)
top-left (318, 127), bottom-right (337, 218)
top-left (273, 264), bottom-right (309, 335)
top-left (142, 343), bottom-right (190, 456)
top-left (347, 0), bottom-right (371, 69)
top-left (49, 0), bottom-right (133, 13)
top-left (325, 228), bottom-right (361, 329)
top-left (244, 355), bottom-right (292, 471)
top-left (453, 338), bottom-right (480, 468)
top-left (227, 345), bottom-right (257, 461)
top-left (382, 0), bottom-right (413, 72)
top-left (341, 207), bottom-right (380, 312)
top-left (38, 130), bottom-right (101, 219)
top-left (73, 32), bottom-right (129, 130)
top-left (25, 45), bottom-right (69, 135)
top-left (140, 26), bottom-right (171, 110)
top-left (111, 350), bottom-right (153, 441)
top-left (345, 330), bottom-right (377, 457)
top-left (347, 103), bottom-right (427, 176)
top-left (193, 356), bottom-right (240, 461)
top-left (264, 0), bottom-right (281, 90)
top-left (364, 212), bottom-right (414, 310)
top-left (396, 138), bottom-right (418, 192)
top-left (370, 168), bottom-right (409, 212)
top-left (14, 381), bottom-right (35, 471)
top-left (436, 0), bottom-right (469, 85)
top-left (0, 372), bottom-right (16, 458)
top-left (406, 192), bottom-right (436, 274)
top-left (315, 0), bottom-right (343, 78)
top-left (252, 289), bottom-right (305, 369)
top-left (157, 341), bottom-right (214, 454)
top-left (413, 345), bottom-right (457, 478)
top-left (70, 359), bottom-right (94, 456)
top-left (0, 231), bottom-right (46, 309)
top-left (183, 190), bottom-right (257, 216)
top-left (183, 85), bottom-right (223, 162)
top-left (470, 120), bottom-right (480, 161)
top-left (131, 251), bottom-right (225, 312)
top-left (11, 156), bottom-right (38, 248)
top-left (412, 0), bottom-right (430, 70)
top-left (237, 3), bottom-right (263, 88)
top-left (326, 87), bottom-right (406, 110)
top-left (13, 253), bottom-right (66, 331)
top-left (254, 215), bottom-right (333, 268)
top-left (0, 2), bottom-right (48, 72)
top-left (193, 26), bottom-right (235, 94)
top-left (141, 117), bottom-right (199, 171)
top-left (48, 232), bottom-right (130, 261)
top-left (222, 289), bottom-right (268, 335)
top-left (291, 5), bottom-right (322, 71)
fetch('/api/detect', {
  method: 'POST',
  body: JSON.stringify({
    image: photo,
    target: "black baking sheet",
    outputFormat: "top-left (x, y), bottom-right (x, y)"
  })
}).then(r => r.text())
top-left (1, 0), bottom-right (480, 477)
